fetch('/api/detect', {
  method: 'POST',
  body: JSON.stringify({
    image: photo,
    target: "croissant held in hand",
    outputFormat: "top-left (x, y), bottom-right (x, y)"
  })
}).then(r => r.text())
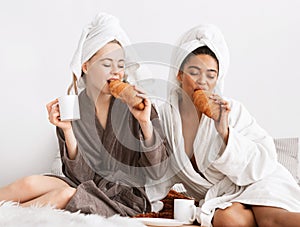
top-left (193, 89), bottom-right (220, 120)
top-left (108, 79), bottom-right (145, 110)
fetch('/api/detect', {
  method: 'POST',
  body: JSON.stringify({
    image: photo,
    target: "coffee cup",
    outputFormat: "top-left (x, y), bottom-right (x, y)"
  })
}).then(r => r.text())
top-left (174, 199), bottom-right (196, 224)
top-left (58, 95), bottom-right (80, 121)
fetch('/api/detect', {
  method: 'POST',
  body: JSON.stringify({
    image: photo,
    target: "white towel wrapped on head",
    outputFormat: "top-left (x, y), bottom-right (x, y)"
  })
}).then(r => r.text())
top-left (70, 12), bottom-right (131, 90)
top-left (169, 24), bottom-right (229, 95)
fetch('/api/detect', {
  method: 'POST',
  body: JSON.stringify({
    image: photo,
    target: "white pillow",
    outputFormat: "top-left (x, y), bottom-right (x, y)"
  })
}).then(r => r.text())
top-left (50, 150), bottom-right (64, 177)
top-left (274, 137), bottom-right (299, 184)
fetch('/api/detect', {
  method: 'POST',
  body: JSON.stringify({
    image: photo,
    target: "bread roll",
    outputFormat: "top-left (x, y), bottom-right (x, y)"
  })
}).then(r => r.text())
top-left (108, 79), bottom-right (145, 110)
top-left (192, 89), bottom-right (220, 120)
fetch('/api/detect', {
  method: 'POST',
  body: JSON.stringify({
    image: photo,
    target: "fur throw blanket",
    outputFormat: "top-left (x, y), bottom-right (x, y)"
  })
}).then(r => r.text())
top-left (0, 201), bottom-right (145, 227)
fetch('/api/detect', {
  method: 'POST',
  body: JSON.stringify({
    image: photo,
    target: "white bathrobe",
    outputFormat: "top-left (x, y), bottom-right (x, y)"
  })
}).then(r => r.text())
top-left (146, 24), bottom-right (300, 226)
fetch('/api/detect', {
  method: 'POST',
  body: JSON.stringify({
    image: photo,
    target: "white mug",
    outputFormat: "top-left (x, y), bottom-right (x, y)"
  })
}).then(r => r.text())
top-left (58, 95), bottom-right (80, 121)
top-left (174, 199), bottom-right (196, 224)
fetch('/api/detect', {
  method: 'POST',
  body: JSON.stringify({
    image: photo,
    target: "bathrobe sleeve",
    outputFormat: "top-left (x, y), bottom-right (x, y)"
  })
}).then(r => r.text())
top-left (212, 99), bottom-right (278, 186)
top-left (56, 127), bottom-right (95, 185)
top-left (138, 106), bottom-right (168, 180)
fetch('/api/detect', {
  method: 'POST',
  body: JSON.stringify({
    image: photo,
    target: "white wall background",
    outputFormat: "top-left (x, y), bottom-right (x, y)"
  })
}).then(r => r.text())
top-left (0, 0), bottom-right (299, 186)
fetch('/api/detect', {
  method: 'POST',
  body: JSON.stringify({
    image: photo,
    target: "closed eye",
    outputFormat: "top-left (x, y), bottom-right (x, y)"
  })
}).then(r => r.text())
top-left (207, 74), bottom-right (217, 79)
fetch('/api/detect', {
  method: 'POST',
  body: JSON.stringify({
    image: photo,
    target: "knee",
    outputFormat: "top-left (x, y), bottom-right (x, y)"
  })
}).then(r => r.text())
top-left (56, 187), bottom-right (76, 202)
top-left (213, 208), bottom-right (251, 227)
top-left (255, 217), bottom-right (276, 227)
top-left (11, 175), bottom-right (41, 192)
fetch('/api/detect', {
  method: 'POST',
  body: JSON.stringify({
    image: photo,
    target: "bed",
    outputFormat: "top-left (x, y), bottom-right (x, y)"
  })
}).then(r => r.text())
top-left (0, 137), bottom-right (298, 226)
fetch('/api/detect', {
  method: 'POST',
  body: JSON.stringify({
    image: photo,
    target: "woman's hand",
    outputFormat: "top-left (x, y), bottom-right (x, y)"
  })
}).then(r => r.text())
top-left (209, 94), bottom-right (231, 143)
top-left (46, 99), bottom-right (72, 132)
top-left (128, 86), bottom-right (153, 142)
top-left (46, 98), bottom-right (78, 159)
top-left (128, 86), bottom-right (151, 123)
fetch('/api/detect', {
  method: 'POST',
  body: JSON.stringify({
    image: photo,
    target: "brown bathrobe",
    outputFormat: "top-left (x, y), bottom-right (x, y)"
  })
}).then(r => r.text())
top-left (54, 90), bottom-right (167, 217)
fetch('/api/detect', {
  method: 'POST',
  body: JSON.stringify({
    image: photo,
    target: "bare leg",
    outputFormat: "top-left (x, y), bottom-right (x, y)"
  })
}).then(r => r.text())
top-left (252, 206), bottom-right (300, 227)
top-left (21, 186), bottom-right (76, 209)
top-left (0, 175), bottom-right (69, 203)
top-left (213, 202), bottom-right (257, 227)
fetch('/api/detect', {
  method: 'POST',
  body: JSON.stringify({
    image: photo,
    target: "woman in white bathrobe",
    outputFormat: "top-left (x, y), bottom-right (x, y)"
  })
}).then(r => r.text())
top-left (146, 24), bottom-right (300, 227)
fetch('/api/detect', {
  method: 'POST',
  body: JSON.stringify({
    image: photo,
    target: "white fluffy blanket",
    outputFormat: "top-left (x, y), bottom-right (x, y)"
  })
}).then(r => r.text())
top-left (0, 201), bottom-right (145, 227)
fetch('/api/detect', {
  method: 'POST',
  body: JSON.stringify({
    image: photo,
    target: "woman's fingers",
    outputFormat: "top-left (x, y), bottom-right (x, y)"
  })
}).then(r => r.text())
top-left (208, 94), bottom-right (231, 117)
top-left (47, 98), bottom-right (61, 125)
top-left (136, 93), bottom-right (148, 100)
top-left (219, 100), bottom-right (230, 111)
top-left (209, 94), bottom-right (222, 103)
top-left (46, 98), bottom-right (72, 130)
top-left (135, 88), bottom-right (151, 109)
top-left (46, 99), bottom-right (59, 113)
top-left (133, 85), bottom-right (147, 95)
top-left (210, 94), bottom-right (230, 109)
top-left (49, 107), bottom-right (60, 123)
top-left (221, 103), bottom-right (231, 111)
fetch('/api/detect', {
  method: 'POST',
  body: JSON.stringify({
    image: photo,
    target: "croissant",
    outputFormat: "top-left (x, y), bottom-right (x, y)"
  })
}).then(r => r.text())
top-left (192, 89), bottom-right (220, 120)
top-left (108, 79), bottom-right (145, 110)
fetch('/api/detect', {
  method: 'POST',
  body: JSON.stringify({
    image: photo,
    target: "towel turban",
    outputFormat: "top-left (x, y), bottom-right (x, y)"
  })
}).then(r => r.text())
top-left (169, 24), bottom-right (229, 95)
top-left (69, 12), bottom-right (131, 90)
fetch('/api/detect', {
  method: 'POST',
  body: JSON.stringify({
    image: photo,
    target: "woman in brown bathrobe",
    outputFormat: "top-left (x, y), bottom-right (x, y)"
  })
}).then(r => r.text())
top-left (0, 12), bottom-right (167, 217)
top-left (54, 87), bottom-right (167, 217)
